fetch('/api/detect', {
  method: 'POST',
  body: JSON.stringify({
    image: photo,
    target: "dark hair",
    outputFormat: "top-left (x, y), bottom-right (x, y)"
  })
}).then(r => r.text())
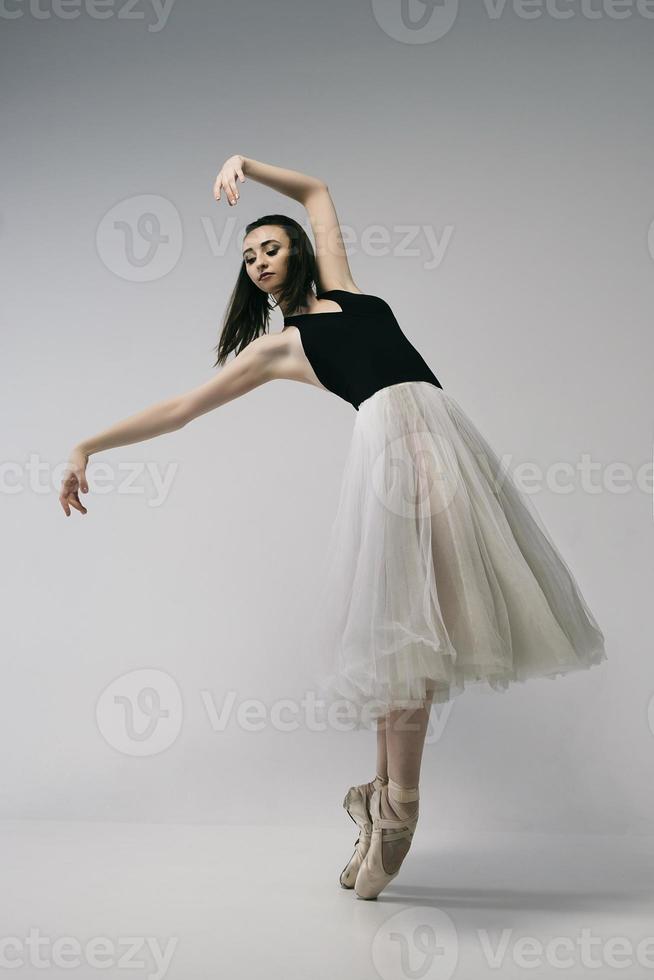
top-left (212, 213), bottom-right (322, 367)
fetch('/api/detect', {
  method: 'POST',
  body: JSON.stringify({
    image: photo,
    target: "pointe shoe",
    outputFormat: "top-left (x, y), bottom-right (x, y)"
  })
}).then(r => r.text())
top-left (339, 774), bottom-right (388, 889)
top-left (354, 778), bottom-right (420, 900)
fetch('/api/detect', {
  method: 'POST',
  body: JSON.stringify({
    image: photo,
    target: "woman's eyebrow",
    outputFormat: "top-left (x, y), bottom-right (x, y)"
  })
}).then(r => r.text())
top-left (242, 238), bottom-right (282, 256)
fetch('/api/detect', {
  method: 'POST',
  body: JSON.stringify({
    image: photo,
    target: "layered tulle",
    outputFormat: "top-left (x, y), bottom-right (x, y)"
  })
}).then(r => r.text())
top-left (312, 381), bottom-right (607, 730)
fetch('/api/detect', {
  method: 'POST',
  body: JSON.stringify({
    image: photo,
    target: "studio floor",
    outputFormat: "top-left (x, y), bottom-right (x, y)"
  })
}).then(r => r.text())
top-left (2, 820), bottom-right (653, 980)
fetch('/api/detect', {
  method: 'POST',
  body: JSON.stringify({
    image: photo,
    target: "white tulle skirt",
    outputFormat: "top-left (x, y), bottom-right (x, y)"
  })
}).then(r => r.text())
top-left (311, 381), bottom-right (607, 730)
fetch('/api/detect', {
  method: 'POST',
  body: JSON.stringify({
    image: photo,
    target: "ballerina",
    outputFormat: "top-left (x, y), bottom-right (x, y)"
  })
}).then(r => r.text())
top-left (60, 154), bottom-right (607, 900)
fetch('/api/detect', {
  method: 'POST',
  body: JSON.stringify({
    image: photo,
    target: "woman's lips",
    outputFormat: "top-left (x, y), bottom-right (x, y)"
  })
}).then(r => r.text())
top-left (259, 273), bottom-right (274, 280)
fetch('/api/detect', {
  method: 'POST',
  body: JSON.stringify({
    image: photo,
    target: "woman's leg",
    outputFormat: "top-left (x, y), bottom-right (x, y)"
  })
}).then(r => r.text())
top-left (385, 694), bottom-right (433, 786)
top-left (376, 716), bottom-right (389, 780)
top-left (377, 688), bottom-right (435, 873)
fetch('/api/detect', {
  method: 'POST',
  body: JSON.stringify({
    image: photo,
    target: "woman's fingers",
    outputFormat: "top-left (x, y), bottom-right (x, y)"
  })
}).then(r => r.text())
top-left (69, 491), bottom-right (87, 515)
top-left (59, 491), bottom-right (74, 516)
top-left (59, 473), bottom-right (88, 516)
top-left (72, 491), bottom-right (87, 514)
top-left (59, 447), bottom-right (90, 516)
top-left (63, 492), bottom-right (86, 516)
top-left (213, 155), bottom-right (245, 204)
top-left (213, 171), bottom-right (240, 205)
top-left (227, 174), bottom-right (238, 204)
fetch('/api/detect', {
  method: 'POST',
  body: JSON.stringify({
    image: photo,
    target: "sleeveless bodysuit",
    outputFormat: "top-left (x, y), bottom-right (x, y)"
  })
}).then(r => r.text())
top-left (283, 289), bottom-right (443, 411)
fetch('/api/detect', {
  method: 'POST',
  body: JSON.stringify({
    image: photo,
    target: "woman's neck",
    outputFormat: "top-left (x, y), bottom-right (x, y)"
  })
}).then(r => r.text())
top-left (281, 290), bottom-right (318, 317)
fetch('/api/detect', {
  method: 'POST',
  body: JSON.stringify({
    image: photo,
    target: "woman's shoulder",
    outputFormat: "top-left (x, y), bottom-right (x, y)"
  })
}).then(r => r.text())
top-left (319, 286), bottom-right (391, 311)
top-left (317, 278), bottom-right (364, 296)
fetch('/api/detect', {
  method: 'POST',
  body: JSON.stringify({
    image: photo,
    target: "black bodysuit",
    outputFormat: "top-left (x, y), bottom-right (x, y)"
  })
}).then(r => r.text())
top-left (282, 289), bottom-right (443, 411)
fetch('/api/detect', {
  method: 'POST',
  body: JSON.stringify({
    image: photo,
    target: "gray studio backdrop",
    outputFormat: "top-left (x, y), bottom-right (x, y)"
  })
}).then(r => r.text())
top-left (2, 0), bottom-right (650, 834)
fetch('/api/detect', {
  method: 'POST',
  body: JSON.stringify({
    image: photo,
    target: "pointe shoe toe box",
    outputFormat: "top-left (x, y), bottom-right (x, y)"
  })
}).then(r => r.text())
top-left (353, 781), bottom-right (420, 900)
top-left (339, 785), bottom-right (373, 889)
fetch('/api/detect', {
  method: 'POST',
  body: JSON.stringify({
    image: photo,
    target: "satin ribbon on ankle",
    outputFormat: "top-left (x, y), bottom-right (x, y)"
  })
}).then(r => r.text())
top-left (387, 777), bottom-right (419, 804)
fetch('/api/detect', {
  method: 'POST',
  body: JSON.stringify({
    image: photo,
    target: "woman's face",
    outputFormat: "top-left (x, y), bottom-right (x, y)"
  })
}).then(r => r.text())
top-left (242, 225), bottom-right (291, 294)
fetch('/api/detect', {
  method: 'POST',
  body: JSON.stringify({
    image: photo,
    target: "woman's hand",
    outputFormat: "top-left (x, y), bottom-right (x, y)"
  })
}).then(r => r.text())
top-left (213, 154), bottom-right (246, 206)
top-left (59, 446), bottom-right (90, 517)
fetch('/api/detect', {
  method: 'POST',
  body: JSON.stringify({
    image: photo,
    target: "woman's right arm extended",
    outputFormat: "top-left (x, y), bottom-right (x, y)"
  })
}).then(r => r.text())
top-left (76, 333), bottom-right (290, 458)
top-left (60, 333), bottom-right (290, 516)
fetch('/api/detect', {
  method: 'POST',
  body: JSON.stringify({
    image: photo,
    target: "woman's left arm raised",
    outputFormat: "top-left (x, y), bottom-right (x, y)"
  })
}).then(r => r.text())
top-left (214, 154), bottom-right (324, 206)
top-left (214, 155), bottom-right (358, 291)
